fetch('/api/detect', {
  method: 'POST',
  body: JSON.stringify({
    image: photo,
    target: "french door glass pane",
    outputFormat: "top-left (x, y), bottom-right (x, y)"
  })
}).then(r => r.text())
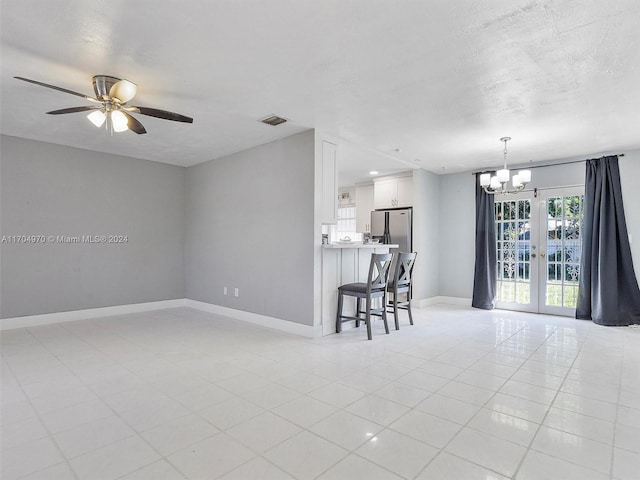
top-left (545, 195), bottom-right (583, 308)
top-left (495, 199), bottom-right (531, 304)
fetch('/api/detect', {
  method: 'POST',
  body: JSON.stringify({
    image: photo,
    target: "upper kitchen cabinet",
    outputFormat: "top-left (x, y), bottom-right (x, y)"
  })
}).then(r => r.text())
top-left (319, 139), bottom-right (338, 224)
top-left (356, 184), bottom-right (374, 233)
top-left (396, 176), bottom-right (413, 207)
top-left (373, 173), bottom-right (413, 209)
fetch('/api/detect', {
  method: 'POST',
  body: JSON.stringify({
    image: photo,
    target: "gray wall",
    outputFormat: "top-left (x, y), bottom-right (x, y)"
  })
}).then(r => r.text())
top-left (185, 131), bottom-right (316, 326)
top-left (4, 132), bottom-right (636, 323)
top-left (0, 135), bottom-right (185, 318)
top-left (437, 171), bottom-right (476, 299)
top-left (412, 169), bottom-right (441, 300)
top-left (437, 149), bottom-right (640, 299)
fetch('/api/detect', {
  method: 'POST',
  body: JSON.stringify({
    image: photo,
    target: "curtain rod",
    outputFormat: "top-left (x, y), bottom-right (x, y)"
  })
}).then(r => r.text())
top-left (471, 153), bottom-right (625, 175)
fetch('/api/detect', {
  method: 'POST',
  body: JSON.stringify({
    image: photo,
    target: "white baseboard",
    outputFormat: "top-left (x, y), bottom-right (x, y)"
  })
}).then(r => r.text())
top-left (185, 299), bottom-right (316, 338)
top-left (313, 323), bottom-right (324, 338)
top-left (1, 296), bottom-right (474, 335)
top-left (1, 298), bottom-right (317, 338)
top-left (0, 299), bottom-right (187, 330)
top-left (414, 296), bottom-right (472, 308)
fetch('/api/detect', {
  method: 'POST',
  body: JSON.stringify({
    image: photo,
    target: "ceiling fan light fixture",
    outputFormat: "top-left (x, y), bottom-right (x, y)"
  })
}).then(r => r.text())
top-left (111, 110), bottom-right (129, 132)
top-left (109, 79), bottom-right (137, 103)
top-left (14, 75), bottom-right (192, 135)
top-left (87, 110), bottom-right (106, 127)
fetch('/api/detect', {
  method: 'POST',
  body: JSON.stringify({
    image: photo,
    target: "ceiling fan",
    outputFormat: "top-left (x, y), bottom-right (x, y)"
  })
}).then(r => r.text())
top-left (14, 75), bottom-right (193, 134)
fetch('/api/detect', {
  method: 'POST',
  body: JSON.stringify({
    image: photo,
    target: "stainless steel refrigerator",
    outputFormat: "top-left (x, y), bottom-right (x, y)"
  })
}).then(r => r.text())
top-left (371, 208), bottom-right (412, 254)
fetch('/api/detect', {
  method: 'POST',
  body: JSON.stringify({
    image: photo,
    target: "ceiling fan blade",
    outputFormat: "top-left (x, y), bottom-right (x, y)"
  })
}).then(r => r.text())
top-left (46, 106), bottom-right (103, 115)
top-left (121, 111), bottom-right (147, 134)
top-left (109, 79), bottom-right (137, 103)
top-left (126, 106), bottom-right (193, 123)
top-left (14, 76), bottom-right (100, 102)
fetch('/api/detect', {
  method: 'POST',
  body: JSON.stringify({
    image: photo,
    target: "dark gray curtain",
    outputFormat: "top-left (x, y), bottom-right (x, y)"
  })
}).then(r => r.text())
top-left (472, 173), bottom-right (497, 309)
top-left (576, 156), bottom-right (640, 326)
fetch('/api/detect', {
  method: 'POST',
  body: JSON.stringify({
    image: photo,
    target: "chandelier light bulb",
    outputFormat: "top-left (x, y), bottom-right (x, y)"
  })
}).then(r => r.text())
top-left (519, 170), bottom-right (531, 184)
top-left (496, 168), bottom-right (510, 183)
top-left (480, 173), bottom-right (491, 187)
top-left (512, 174), bottom-right (522, 188)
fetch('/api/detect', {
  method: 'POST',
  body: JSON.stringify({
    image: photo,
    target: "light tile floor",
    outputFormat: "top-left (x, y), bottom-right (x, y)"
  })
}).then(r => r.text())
top-left (2, 305), bottom-right (639, 480)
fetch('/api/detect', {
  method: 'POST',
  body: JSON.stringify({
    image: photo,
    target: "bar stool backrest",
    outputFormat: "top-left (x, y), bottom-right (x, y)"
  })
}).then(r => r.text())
top-left (368, 253), bottom-right (393, 294)
top-left (393, 252), bottom-right (417, 291)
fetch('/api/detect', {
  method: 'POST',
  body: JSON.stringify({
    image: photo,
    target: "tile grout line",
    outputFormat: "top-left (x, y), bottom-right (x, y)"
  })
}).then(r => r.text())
top-left (4, 307), bottom-right (633, 480)
top-left (27, 321), bottom-right (195, 479)
top-left (510, 323), bottom-right (610, 479)
top-left (4, 326), bottom-right (81, 480)
top-left (17, 317), bottom-right (262, 480)
top-left (608, 331), bottom-right (626, 480)
top-left (408, 316), bottom-right (541, 480)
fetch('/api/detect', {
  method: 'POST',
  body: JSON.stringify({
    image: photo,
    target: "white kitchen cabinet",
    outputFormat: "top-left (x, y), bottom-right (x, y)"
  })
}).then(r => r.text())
top-left (321, 140), bottom-right (338, 223)
top-left (355, 184), bottom-right (374, 233)
top-left (396, 176), bottom-right (413, 208)
top-left (373, 179), bottom-right (395, 209)
top-left (373, 174), bottom-right (413, 209)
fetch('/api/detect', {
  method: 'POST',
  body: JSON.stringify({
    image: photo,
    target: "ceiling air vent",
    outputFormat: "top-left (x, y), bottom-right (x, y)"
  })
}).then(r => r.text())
top-left (260, 115), bottom-right (287, 126)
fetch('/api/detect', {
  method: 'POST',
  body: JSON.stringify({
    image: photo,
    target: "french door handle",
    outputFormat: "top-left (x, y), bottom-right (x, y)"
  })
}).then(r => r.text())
top-left (531, 253), bottom-right (537, 258)
top-left (540, 253), bottom-right (546, 258)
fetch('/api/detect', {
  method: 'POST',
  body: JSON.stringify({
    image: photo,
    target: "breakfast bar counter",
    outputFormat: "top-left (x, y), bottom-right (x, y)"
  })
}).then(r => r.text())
top-left (321, 243), bottom-right (398, 335)
top-left (322, 242), bottom-right (398, 249)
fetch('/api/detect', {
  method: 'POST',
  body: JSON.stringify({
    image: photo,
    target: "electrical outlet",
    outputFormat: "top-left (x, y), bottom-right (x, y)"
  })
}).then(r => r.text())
top-left (234, 287), bottom-right (239, 297)
top-left (223, 287), bottom-right (227, 295)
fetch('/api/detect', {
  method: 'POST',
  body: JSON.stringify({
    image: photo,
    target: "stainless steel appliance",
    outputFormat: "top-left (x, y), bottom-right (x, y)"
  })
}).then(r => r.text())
top-left (371, 208), bottom-right (412, 254)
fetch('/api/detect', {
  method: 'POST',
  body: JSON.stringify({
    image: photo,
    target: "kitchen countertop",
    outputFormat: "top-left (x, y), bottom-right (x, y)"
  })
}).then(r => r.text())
top-left (322, 243), bottom-right (399, 249)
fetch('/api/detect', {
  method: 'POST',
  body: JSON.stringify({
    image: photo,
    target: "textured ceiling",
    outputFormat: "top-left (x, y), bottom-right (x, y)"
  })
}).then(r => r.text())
top-left (1, 0), bottom-right (639, 184)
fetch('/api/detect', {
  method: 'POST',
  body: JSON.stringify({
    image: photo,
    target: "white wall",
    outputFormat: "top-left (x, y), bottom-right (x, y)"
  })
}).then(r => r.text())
top-left (438, 149), bottom-right (640, 299)
top-left (619, 150), bottom-right (640, 279)
top-left (0, 135), bottom-right (185, 318)
top-left (185, 131), bottom-right (316, 326)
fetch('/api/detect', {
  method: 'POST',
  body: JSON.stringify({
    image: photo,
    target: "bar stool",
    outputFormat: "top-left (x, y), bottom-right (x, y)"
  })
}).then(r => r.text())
top-left (336, 253), bottom-right (393, 340)
top-left (387, 252), bottom-right (417, 330)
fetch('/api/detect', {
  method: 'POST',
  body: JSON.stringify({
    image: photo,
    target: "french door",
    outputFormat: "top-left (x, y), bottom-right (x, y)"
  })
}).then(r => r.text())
top-left (495, 187), bottom-right (584, 316)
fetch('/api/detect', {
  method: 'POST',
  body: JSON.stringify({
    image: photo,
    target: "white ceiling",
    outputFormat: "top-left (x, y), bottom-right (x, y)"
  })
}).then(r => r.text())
top-left (2, 0), bottom-right (639, 185)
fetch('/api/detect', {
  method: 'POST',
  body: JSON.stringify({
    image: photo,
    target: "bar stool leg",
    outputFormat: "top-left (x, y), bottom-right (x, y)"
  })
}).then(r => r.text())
top-left (382, 294), bottom-right (390, 334)
top-left (407, 293), bottom-right (414, 325)
top-left (392, 292), bottom-right (400, 330)
top-left (365, 297), bottom-right (372, 340)
top-left (355, 298), bottom-right (361, 328)
top-left (336, 291), bottom-right (344, 333)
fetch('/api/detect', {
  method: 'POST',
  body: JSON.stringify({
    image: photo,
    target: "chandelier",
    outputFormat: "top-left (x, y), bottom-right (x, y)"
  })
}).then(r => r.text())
top-left (480, 137), bottom-right (531, 194)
